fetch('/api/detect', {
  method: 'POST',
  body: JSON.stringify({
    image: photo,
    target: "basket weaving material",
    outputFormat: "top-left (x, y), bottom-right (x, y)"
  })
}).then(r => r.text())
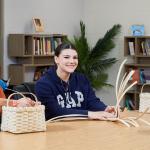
top-left (139, 84), bottom-right (150, 113)
top-left (1, 92), bottom-right (46, 133)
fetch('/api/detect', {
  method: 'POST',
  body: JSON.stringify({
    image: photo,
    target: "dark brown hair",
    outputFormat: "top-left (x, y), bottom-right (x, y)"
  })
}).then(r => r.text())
top-left (54, 42), bottom-right (77, 56)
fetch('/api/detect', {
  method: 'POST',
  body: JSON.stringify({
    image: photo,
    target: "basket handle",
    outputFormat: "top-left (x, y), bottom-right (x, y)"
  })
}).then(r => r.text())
top-left (7, 92), bottom-right (38, 107)
top-left (19, 92), bottom-right (38, 102)
top-left (140, 83), bottom-right (150, 94)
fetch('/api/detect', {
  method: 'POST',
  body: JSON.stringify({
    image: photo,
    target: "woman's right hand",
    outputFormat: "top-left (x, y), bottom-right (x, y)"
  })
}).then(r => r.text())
top-left (0, 98), bottom-right (6, 113)
top-left (0, 98), bottom-right (6, 105)
top-left (88, 111), bottom-right (116, 120)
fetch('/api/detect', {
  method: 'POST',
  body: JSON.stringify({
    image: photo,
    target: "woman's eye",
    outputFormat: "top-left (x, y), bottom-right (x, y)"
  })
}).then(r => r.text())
top-left (64, 56), bottom-right (69, 59)
top-left (73, 56), bottom-right (78, 59)
top-left (63, 55), bottom-right (78, 59)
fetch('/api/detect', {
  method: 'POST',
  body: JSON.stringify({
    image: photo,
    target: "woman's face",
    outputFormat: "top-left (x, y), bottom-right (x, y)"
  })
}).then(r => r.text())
top-left (55, 49), bottom-right (78, 74)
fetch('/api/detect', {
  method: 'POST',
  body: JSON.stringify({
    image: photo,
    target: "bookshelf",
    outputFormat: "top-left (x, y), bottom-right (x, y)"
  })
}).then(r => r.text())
top-left (124, 36), bottom-right (150, 110)
top-left (8, 34), bottom-right (67, 85)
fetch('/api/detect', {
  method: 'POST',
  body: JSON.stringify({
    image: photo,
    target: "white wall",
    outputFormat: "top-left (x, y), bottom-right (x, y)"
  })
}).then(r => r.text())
top-left (3, 0), bottom-right (84, 79)
top-left (84, 0), bottom-right (150, 105)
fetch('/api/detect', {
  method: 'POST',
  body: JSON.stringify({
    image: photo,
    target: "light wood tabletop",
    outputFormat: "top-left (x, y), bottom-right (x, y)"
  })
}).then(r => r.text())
top-left (0, 111), bottom-right (150, 150)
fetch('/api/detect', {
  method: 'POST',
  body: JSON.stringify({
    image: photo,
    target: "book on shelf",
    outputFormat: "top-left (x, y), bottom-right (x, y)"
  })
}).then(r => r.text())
top-left (142, 68), bottom-right (150, 83)
top-left (33, 38), bottom-right (38, 55)
top-left (128, 42), bottom-right (135, 56)
top-left (33, 38), bottom-right (40, 55)
top-left (50, 37), bottom-right (55, 55)
top-left (50, 37), bottom-right (63, 55)
top-left (33, 37), bottom-right (53, 56)
top-left (144, 39), bottom-right (150, 55)
top-left (141, 41), bottom-right (147, 55)
top-left (45, 38), bottom-right (51, 55)
top-left (39, 38), bottom-right (43, 55)
top-left (42, 37), bottom-right (46, 55)
top-left (139, 69), bottom-right (146, 84)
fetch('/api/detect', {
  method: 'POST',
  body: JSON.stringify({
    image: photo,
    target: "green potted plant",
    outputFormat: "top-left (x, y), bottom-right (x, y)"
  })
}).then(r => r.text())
top-left (69, 21), bottom-right (121, 89)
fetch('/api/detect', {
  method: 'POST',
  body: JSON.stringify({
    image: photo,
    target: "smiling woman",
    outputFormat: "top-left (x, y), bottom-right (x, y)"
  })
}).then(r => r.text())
top-left (54, 44), bottom-right (78, 82)
top-left (35, 42), bottom-right (116, 121)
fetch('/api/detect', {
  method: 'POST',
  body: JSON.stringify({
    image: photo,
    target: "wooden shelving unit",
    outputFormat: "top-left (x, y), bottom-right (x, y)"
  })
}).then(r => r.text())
top-left (124, 36), bottom-right (150, 110)
top-left (8, 34), bottom-right (67, 85)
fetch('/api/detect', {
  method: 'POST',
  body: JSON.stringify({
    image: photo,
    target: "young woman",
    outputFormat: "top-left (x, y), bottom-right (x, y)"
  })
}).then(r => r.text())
top-left (35, 42), bottom-right (116, 120)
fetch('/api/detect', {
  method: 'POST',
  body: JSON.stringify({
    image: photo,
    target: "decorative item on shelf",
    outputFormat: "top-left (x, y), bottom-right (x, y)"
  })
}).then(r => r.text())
top-left (130, 24), bottom-right (144, 36)
top-left (33, 66), bottom-right (49, 81)
top-left (33, 18), bottom-right (44, 32)
top-left (132, 68), bottom-right (140, 83)
top-left (33, 67), bottom-right (42, 81)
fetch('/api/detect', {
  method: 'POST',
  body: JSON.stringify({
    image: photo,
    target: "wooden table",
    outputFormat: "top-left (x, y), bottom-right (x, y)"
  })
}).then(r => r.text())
top-left (0, 111), bottom-right (150, 150)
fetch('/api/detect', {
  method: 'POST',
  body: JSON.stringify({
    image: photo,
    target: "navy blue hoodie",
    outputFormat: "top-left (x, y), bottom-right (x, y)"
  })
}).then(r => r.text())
top-left (35, 66), bottom-right (107, 120)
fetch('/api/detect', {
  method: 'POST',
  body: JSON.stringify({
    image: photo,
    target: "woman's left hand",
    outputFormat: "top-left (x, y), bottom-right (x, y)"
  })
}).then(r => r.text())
top-left (105, 106), bottom-right (116, 114)
top-left (16, 98), bottom-right (39, 107)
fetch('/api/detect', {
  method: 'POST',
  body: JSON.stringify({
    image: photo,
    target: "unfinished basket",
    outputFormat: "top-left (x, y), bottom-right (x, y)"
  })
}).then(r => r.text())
top-left (139, 84), bottom-right (150, 113)
top-left (1, 92), bottom-right (46, 133)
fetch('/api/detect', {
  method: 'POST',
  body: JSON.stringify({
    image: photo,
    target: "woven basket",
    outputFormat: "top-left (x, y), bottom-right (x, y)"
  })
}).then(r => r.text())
top-left (1, 92), bottom-right (46, 133)
top-left (139, 84), bottom-right (150, 113)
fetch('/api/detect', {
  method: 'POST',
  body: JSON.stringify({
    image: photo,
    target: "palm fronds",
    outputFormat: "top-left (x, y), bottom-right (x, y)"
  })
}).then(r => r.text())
top-left (69, 21), bottom-right (121, 89)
